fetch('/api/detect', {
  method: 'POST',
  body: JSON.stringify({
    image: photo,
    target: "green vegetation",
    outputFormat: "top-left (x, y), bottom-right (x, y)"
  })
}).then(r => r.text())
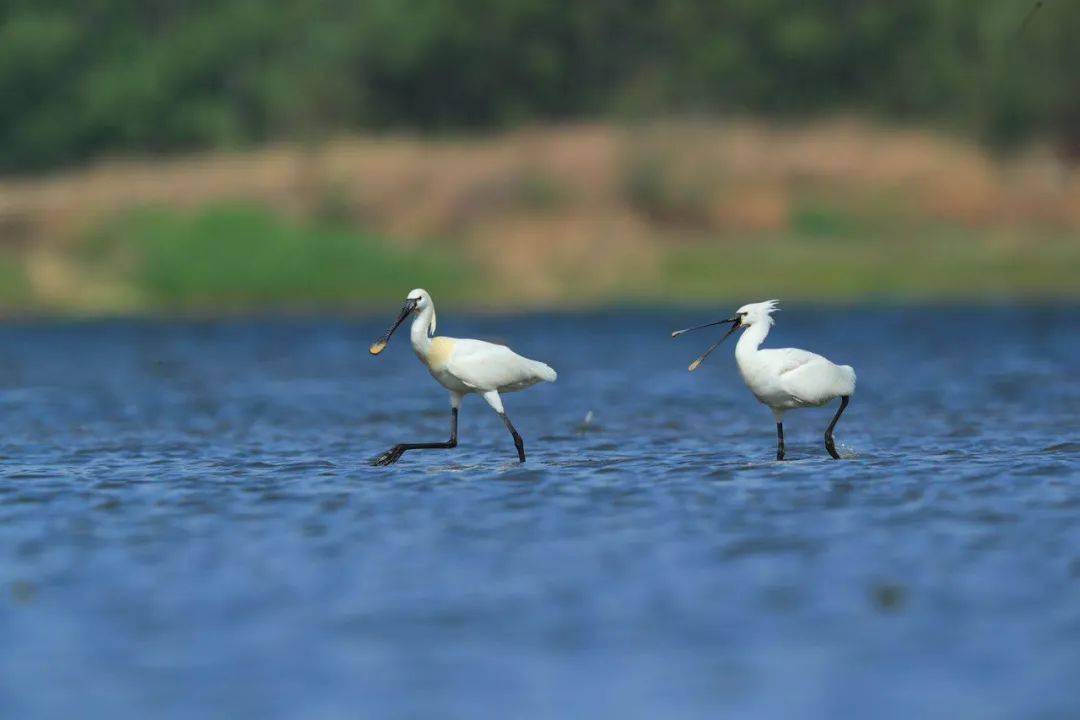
top-left (79, 204), bottom-right (475, 311)
top-left (67, 205), bottom-right (1080, 311)
top-left (2, 1), bottom-right (1078, 172)
top-left (0, 196), bottom-right (1074, 314)
top-left (0, 253), bottom-right (33, 307)
top-left (658, 230), bottom-right (1080, 303)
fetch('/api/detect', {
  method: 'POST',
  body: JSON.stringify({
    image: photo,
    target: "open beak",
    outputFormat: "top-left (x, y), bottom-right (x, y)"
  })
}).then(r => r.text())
top-left (369, 298), bottom-right (418, 355)
top-left (671, 317), bottom-right (738, 338)
top-left (671, 316), bottom-right (741, 372)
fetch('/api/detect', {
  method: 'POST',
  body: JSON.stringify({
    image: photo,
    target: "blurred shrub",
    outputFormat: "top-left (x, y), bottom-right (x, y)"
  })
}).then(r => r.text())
top-left (0, 253), bottom-right (32, 308)
top-left (509, 171), bottom-right (569, 212)
top-left (82, 204), bottom-right (470, 309)
top-left (621, 149), bottom-right (712, 228)
top-left (0, 0), bottom-right (1077, 172)
top-left (789, 203), bottom-right (859, 239)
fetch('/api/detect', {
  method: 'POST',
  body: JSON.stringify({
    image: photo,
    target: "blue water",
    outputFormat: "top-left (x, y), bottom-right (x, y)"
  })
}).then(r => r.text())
top-left (0, 307), bottom-right (1078, 719)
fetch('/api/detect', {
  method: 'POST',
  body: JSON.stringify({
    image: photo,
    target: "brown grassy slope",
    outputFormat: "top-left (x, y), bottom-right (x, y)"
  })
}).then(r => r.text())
top-left (1, 119), bottom-right (1078, 307)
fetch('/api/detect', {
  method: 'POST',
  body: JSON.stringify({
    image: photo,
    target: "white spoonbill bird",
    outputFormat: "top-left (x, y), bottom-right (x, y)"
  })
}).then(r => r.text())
top-left (673, 300), bottom-right (855, 460)
top-left (368, 288), bottom-right (556, 466)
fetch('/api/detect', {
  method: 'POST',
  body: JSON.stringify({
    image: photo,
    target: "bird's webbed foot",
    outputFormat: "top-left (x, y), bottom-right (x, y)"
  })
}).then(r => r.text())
top-left (372, 445), bottom-right (407, 466)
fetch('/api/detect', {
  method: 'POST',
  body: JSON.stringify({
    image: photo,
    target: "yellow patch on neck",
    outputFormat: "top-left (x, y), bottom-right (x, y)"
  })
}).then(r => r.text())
top-left (424, 337), bottom-right (455, 370)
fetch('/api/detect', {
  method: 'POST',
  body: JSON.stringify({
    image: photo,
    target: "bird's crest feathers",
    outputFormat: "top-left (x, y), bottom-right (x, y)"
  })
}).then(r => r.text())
top-left (759, 299), bottom-right (780, 318)
top-left (738, 299), bottom-right (781, 326)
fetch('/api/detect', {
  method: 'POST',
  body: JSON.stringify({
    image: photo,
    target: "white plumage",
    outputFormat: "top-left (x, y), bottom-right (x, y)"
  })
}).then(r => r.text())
top-left (743, 347), bottom-right (855, 408)
top-left (675, 299), bottom-right (855, 460)
top-left (369, 288), bottom-right (556, 465)
top-left (433, 338), bottom-right (557, 395)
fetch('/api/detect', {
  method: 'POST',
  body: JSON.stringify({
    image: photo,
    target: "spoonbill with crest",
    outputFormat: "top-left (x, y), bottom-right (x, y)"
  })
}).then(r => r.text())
top-left (369, 289), bottom-right (556, 466)
top-left (673, 300), bottom-right (855, 460)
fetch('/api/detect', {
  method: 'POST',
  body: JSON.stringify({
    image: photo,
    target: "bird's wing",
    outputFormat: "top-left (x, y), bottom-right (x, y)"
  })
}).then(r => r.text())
top-left (765, 348), bottom-right (848, 406)
top-left (761, 348), bottom-right (825, 376)
top-left (446, 339), bottom-right (552, 392)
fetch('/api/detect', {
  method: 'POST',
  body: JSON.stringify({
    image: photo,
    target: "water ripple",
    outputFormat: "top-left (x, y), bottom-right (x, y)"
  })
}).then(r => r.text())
top-left (0, 309), bottom-right (1077, 719)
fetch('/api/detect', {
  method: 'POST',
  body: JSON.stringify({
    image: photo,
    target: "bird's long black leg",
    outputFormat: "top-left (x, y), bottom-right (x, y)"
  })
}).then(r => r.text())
top-left (501, 413), bottom-right (526, 463)
top-left (481, 390), bottom-right (526, 463)
top-left (824, 395), bottom-right (850, 460)
top-left (373, 406), bottom-right (459, 466)
top-left (776, 422), bottom-right (785, 461)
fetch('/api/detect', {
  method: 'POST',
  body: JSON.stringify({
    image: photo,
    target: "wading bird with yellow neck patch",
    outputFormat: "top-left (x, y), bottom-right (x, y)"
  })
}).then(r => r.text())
top-left (673, 300), bottom-right (855, 461)
top-left (369, 289), bottom-right (557, 466)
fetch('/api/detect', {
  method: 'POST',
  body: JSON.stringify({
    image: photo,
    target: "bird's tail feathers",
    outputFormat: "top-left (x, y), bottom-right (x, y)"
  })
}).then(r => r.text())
top-left (840, 365), bottom-right (856, 395)
top-left (531, 360), bottom-right (557, 383)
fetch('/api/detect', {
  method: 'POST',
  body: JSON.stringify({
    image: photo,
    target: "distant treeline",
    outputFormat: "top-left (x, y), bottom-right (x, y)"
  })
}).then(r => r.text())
top-left (2, 0), bottom-right (1077, 171)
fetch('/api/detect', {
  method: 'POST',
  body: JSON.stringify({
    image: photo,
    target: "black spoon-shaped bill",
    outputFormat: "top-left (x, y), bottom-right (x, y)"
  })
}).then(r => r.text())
top-left (370, 298), bottom-right (418, 355)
